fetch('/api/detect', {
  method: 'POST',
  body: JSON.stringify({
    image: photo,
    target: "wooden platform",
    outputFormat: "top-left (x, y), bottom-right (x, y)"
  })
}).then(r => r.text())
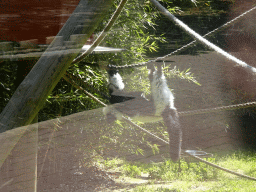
top-left (0, 45), bottom-right (125, 61)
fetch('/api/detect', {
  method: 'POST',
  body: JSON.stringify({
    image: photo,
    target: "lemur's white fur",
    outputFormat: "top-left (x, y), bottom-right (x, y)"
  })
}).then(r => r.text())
top-left (103, 72), bottom-right (124, 120)
top-left (109, 72), bottom-right (124, 91)
top-left (104, 69), bottom-right (175, 123)
top-left (151, 70), bottom-right (175, 116)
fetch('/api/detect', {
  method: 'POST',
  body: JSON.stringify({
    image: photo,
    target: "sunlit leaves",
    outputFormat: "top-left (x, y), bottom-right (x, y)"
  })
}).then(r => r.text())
top-left (104, 0), bottom-right (166, 64)
top-left (164, 63), bottom-right (201, 85)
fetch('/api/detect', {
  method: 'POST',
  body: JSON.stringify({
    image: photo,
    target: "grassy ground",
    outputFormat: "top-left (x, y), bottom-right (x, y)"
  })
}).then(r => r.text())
top-left (96, 150), bottom-right (256, 191)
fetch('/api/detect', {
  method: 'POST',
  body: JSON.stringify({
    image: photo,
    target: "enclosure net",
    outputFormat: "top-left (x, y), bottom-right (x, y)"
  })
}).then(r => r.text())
top-left (1, 0), bottom-right (256, 191)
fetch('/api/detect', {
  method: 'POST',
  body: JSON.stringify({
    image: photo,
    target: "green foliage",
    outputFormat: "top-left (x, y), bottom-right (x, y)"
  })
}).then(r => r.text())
top-left (39, 54), bottom-right (110, 121)
top-left (122, 66), bottom-right (151, 94)
top-left (122, 164), bottom-right (142, 177)
top-left (133, 185), bottom-right (180, 192)
top-left (0, 61), bottom-right (17, 112)
top-left (103, 0), bottom-right (167, 64)
top-left (97, 150), bottom-right (256, 191)
top-left (120, 63), bottom-right (200, 99)
top-left (164, 63), bottom-right (201, 85)
top-left (171, 0), bottom-right (234, 15)
top-left (102, 157), bottom-right (124, 169)
top-left (100, 150), bottom-right (256, 182)
top-left (147, 142), bottom-right (160, 155)
top-left (146, 158), bottom-right (220, 181)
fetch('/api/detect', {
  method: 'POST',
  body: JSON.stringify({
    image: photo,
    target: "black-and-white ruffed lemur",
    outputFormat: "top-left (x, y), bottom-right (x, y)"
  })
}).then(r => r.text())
top-left (103, 64), bottom-right (182, 162)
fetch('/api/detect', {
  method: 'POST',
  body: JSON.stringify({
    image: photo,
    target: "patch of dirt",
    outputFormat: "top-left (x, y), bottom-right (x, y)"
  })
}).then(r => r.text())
top-left (38, 166), bottom-right (123, 191)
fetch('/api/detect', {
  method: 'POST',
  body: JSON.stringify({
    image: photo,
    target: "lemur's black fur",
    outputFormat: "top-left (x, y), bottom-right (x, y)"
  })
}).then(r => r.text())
top-left (104, 64), bottom-right (182, 161)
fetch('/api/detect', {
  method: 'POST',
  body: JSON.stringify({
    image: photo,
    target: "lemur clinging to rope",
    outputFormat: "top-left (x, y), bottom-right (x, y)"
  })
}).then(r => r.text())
top-left (104, 64), bottom-right (182, 162)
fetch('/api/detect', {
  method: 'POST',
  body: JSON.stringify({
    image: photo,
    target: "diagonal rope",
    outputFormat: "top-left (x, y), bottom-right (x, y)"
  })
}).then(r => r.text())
top-left (108, 5), bottom-right (256, 70)
top-left (179, 102), bottom-right (256, 116)
top-left (150, 0), bottom-right (256, 74)
top-left (186, 153), bottom-right (256, 181)
top-left (63, 74), bottom-right (107, 107)
top-left (164, 5), bottom-right (256, 59)
top-left (72, 0), bottom-right (128, 64)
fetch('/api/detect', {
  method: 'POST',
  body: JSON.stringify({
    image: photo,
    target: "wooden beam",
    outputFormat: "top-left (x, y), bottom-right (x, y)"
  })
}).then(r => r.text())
top-left (0, 0), bottom-right (115, 132)
top-left (0, 45), bottom-right (125, 61)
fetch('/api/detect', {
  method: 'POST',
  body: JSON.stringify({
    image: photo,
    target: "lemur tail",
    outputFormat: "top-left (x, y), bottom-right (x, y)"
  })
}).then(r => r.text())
top-left (162, 106), bottom-right (182, 162)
